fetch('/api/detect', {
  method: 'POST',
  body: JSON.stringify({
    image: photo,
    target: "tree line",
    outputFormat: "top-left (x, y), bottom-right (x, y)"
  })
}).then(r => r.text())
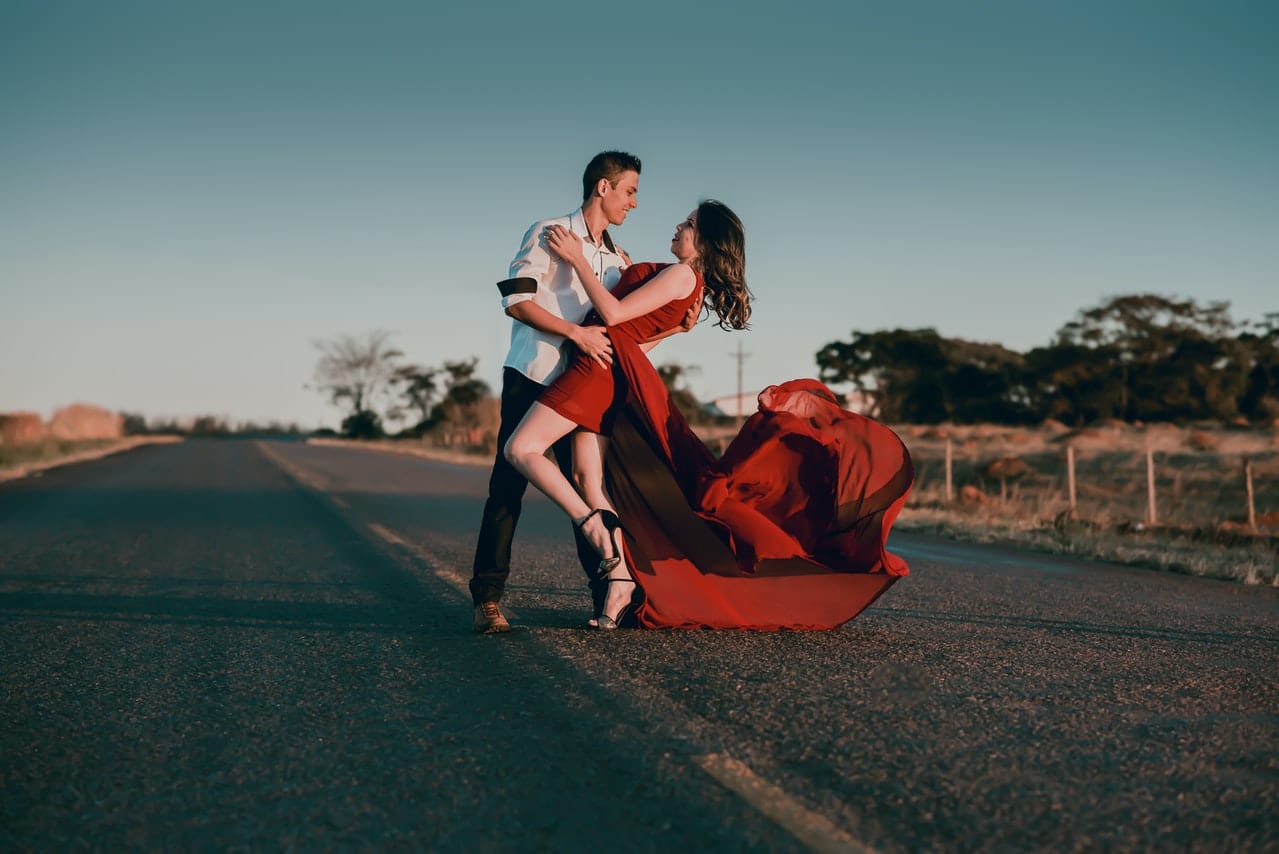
top-left (311, 330), bottom-right (493, 439)
top-left (309, 330), bottom-right (728, 442)
top-left (121, 414), bottom-right (306, 437)
top-left (816, 294), bottom-right (1278, 425)
top-left (313, 294), bottom-right (1276, 438)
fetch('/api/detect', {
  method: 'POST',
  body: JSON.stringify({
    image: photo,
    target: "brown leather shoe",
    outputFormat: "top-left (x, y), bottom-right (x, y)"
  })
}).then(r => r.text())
top-left (473, 602), bottom-right (510, 634)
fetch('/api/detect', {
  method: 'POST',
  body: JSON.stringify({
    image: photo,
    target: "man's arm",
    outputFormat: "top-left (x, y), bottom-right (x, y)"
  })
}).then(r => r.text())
top-left (505, 301), bottom-right (612, 367)
top-left (498, 222), bottom-right (553, 313)
top-left (497, 219), bottom-right (613, 366)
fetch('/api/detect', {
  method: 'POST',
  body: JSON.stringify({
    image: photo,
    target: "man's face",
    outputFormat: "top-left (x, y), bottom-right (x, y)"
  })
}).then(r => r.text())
top-left (600, 170), bottom-right (640, 226)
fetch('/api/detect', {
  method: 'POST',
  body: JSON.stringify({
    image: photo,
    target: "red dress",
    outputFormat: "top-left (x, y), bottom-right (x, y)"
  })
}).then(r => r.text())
top-left (540, 262), bottom-right (702, 433)
top-left (541, 262), bottom-right (915, 630)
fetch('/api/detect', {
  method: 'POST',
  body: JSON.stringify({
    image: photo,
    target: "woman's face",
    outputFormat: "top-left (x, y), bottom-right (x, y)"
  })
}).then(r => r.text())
top-left (671, 210), bottom-right (699, 263)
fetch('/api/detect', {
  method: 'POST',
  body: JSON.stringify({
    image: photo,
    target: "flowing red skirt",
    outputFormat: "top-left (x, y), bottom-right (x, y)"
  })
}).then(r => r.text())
top-left (602, 333), bottom-right (914, 630)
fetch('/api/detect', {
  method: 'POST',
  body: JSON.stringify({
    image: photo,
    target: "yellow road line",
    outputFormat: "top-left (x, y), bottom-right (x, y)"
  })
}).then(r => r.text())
top-left (695, 753), bottom-right (875, 854)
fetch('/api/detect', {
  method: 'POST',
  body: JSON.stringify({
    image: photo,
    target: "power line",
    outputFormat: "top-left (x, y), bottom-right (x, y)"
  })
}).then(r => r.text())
top-left (730, 340), bottom-right (751, 426)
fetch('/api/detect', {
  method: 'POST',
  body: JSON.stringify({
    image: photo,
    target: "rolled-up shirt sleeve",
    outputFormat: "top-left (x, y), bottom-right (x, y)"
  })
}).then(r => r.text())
top-left (499, 222), bottom-right (552, 309)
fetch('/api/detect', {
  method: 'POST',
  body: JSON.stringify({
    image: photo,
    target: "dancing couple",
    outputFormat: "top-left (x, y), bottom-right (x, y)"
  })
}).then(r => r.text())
top-left (470, 151), bottom-right (914, 634)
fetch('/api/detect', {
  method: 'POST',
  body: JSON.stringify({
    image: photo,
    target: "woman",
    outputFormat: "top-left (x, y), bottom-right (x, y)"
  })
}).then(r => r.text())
top-left (505, 200), bottom-right (751, 628)
top-left (507, 200), bottom-right (914, 631)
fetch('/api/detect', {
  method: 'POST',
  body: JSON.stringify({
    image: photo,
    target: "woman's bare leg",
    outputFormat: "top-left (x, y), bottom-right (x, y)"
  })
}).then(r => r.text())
top-left (504, 403), bottom-right (616, 563)
top-left (573, 431), bottom-right (637, 623)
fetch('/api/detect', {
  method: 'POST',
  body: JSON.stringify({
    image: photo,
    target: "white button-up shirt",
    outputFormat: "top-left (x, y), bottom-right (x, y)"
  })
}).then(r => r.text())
top-left (498, 207), bottom-right (627, 385)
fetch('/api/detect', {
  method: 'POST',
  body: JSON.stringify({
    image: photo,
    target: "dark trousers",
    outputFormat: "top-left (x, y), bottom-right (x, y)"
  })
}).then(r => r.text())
top-left (470, 368), bottom-right (602, 607)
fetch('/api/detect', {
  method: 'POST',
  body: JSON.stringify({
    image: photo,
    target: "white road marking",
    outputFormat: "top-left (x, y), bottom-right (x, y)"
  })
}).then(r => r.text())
top-left (373, 519), bottom-right (871, 850)
top-left (256, 444), bottom-right (474, 601)
top-left (255, 442), bottom-right (329, 492)
top-left (367, 523), bottom-right (507, 613)
top-left (367, 522), bottom-right (407, 546)
top-left (433, 566), bottom-right (473, 596)
top-left (695, 753), bottom-right (876, 854)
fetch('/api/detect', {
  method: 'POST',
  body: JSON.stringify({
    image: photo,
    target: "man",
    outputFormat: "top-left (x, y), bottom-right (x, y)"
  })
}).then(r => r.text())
top-left (470, 151), bottom-right (641, 634)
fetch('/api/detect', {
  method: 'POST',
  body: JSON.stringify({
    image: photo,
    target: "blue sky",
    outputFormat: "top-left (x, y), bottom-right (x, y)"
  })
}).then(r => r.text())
top-left (3, 1), bottom-right (1276, 428)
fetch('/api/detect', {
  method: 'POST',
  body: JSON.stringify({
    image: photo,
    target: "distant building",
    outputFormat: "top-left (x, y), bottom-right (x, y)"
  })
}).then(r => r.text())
top-left (707, 391), bottom-right (763, 419)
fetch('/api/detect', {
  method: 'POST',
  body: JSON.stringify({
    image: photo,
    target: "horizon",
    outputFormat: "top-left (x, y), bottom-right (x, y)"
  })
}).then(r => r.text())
top-left (10, 298), bottom-right (1279, 431)
top-left (3, 2), bottom-right (1276, 429)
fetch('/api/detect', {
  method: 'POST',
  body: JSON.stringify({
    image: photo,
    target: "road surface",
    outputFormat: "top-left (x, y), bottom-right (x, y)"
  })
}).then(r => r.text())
top-left (2, 439), bottom-right (1276, 850)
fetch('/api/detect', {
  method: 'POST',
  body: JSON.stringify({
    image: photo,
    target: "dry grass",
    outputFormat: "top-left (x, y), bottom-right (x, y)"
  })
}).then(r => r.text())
top-left (897, 506), bottom-right (1277, 587)
top-left (0, 436), bottom-right (182, 481)
top-left (895, 421), bottom-right (1279, 586)
top-left (0, 437), bottom-right (122, 468)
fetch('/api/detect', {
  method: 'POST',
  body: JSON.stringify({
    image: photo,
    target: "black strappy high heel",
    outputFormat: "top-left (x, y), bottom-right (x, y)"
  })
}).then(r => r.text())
top-left (594, 574), bottom-right (640, 631)
top-left (574, 508), bottom-right (626, 575)
top-left (575, 508), bottom-right (638, 629)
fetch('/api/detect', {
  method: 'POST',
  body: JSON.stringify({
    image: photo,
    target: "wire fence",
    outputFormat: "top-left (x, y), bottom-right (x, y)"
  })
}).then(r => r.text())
top-left (906, 437), bottom-right (1279, 534)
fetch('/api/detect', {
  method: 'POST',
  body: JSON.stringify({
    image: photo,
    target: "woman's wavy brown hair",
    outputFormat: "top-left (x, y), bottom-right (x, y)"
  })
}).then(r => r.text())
top-left (694, 199), bottom-right (752, 330)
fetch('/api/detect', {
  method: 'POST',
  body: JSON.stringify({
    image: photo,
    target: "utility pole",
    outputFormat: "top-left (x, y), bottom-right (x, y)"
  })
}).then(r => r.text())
top-left (730, 340), bottom-right (751, 426)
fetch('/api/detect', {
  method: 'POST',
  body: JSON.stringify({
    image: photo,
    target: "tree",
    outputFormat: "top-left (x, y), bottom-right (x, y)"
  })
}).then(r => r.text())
top-left (1054, 295), bottom-right (1237, 421)
top-left (817, 295), bottom-right (1269, 426)
top-left (190, 415), bottom-right (231, 436)
top-left (817, 329), bottom-right (1030, 423)
top-left (432, 358), bottom-right (494, 445)
top-left (395, 365), bottom-right (441, 434)
top-left (340, 410), bottom-right (384, 439)
top-left (656, 362), bottom-right (711, 424)
top-left (817, 329), bottom-right (946, 422)
top-left (1056, 294), bottom-right (1234, 350)
top-left (311, 330), bottom-right (404, 438)
top-left (1024, 342), bottom-right (1125, 425)
top-left (1237, 313), bottom-right (1279, 422)
top-left (940, 338), bottom-right (1033, 423)
top-left (439, 358), bottom-right (490, 408)
top-left (120, 412), bottom-right (149, 435)
top-left (1140, 336), bottom-right (1249, 422)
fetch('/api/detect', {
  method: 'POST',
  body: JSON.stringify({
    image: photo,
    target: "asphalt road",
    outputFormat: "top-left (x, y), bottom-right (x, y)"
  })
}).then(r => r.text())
top-left (2, 439), bottom-right (1276, 852)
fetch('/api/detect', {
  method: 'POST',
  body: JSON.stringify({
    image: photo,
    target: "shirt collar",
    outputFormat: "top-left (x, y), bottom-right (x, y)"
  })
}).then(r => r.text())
top-left (569, 207), bottom-right (617, 254)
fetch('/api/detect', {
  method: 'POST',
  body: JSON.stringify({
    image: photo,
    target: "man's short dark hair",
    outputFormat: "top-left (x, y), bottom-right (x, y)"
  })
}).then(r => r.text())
top-left (582, 151), bottom-right (642, 202)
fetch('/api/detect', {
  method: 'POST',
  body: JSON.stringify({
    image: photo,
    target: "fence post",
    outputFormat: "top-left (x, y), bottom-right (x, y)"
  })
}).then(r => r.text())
top-left (1245, 456), bottom-right (1257, 532)
top-left (1066, 444), bottom-right (1077, 519)
top-left (1145, 447), bottom-right (1157, 526)
top-left (945, 439), bottom-right (954, 503)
